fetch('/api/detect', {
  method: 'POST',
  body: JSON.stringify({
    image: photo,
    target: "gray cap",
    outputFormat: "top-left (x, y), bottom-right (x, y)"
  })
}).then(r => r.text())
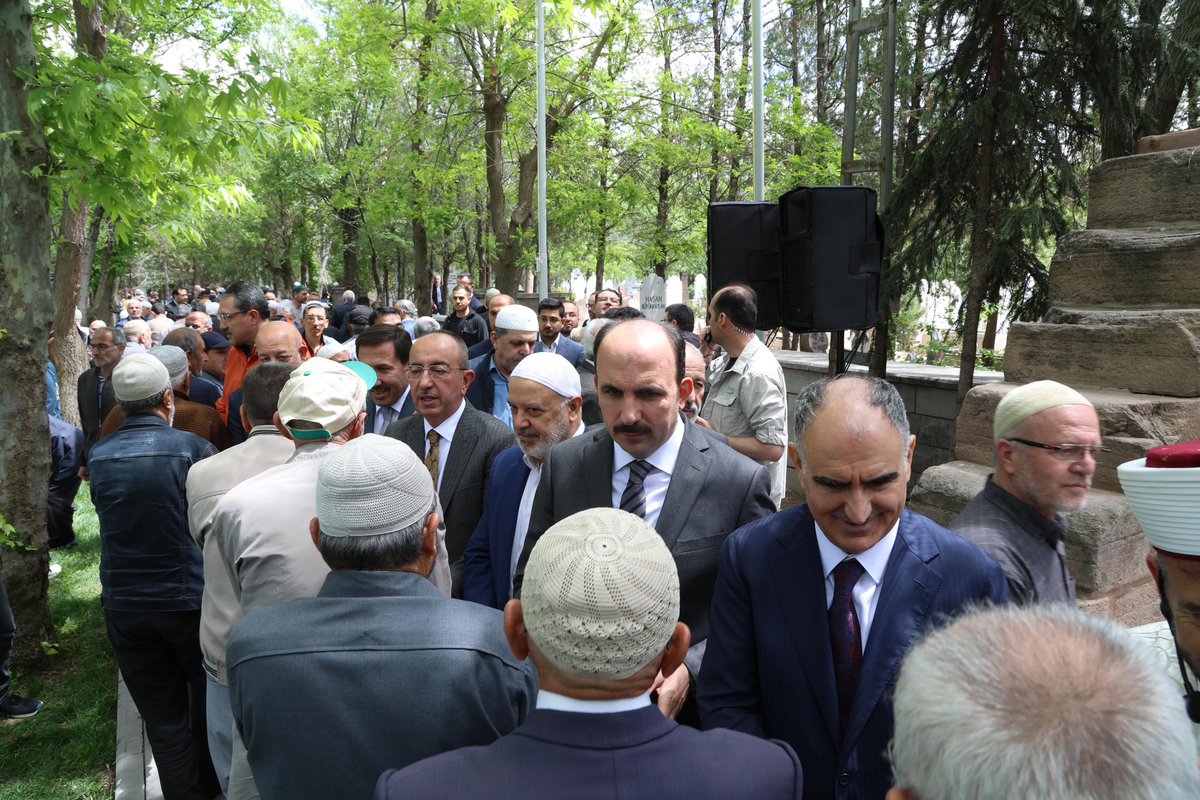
top-left (112, 353), bottom-right (170, 402)
top-left (150, 345), bottom-right (189, 381)
top-left (522, 508), bottom-right (679, 680)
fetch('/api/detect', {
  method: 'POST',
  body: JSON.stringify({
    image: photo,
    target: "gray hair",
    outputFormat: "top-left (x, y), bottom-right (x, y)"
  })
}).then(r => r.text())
top-left (397, 299), bottom-right (418, 318)
top-left (792, 374), bottom-right (909, 458)
top-left (97, 326), bottom-right (126, 346)
top-left (581, 318), bottom-right (610, 361)
top-left (317, 501), bottom-right (435, 571)
top-left (342, 289), bottom-right (355, 302)
top-left (412, 316), bottom-right (439, 339)
top-left (118, 388), bottom-right (169, 417)
top-left (890, 604), bottom-right (1200, 800)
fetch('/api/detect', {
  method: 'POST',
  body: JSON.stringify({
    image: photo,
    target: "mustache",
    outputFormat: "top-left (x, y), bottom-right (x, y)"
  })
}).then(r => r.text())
top-left (613, 422), bottom-right (652, 436)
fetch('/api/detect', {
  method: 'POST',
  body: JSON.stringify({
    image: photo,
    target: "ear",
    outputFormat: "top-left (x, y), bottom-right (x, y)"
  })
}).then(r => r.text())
top-left (658, 622), bottom-right (692, 679)
top-left (461, 369), bottom-right (476, 392)
top-left (787, 442), bottom-right (804, 474)
top-left (490, 330), bottom-right (499, 347)
top-left (309, 517), bottom-right (321, 551)
top-left (350, 410), bottom-right (367, 439)
top-left (885, 789), bottom-right (912, 800)
top-left (678, 376), bottom-right (694, 409)
top-left (240, 405), bottom-right (252, 434)
top-left (421, 512), bottom-right (439, 560)
top-left (503, 600), bottom-right (530, 661)
top-left (274, 411), bottom-right (295, 441)
top-left (996, 437), bottom-right (1019, 477)
top-left (566, 395), bottom-right (583, 422)
top-left (905, 433), bottom-right (916, 470)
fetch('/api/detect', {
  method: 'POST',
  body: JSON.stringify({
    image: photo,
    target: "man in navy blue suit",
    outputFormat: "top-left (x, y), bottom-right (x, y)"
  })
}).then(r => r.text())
top-left (357, 324), bottom-right (417, 434)
top-left (377, 507), bottom-right (804, 800)
top-left (698, 374), bottom-right (1008, 800)
top-left (463, 352), bottom-right (584, 609)
top-left (533, 297), bottom-right (585, 368)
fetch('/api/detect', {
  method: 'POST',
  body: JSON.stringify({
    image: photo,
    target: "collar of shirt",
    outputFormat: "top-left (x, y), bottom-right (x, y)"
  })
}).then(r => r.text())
top-left (247, 425), bottom-right (284, 438)
top-left (543, 333), bottom-right (560, 353)
top-left (982, 474), bottom-right (1069, 548)
top-left (612, 415), bottom-right (685, 478)
top-left (535, 689), bottom-right (652, 714)
top-left (423, 397), bottom-right (466, 444)
top-left (814, 517), bottom-right (900, 648)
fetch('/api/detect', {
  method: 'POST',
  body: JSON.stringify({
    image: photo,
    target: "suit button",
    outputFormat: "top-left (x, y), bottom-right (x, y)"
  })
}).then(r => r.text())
top-left (838, 773), bottom-right (852, 786)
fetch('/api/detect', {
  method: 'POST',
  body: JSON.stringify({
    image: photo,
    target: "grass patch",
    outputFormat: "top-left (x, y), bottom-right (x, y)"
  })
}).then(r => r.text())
top-left (0, 491), bottom-right (116, 800)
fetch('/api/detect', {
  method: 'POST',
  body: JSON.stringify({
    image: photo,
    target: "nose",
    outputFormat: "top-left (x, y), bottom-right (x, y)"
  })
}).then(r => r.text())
top-left (843, 489), bottom-right (872, 525)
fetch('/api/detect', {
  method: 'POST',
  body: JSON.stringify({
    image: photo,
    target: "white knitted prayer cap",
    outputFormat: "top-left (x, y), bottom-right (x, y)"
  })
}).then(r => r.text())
top-left (993, 380), bottom-right (1093, 441)
top-left (510, 352), bottom-right (581, 399)
top-left (522, 508), bottom-right (679, 680)
top-left (495, 304), bottom-right (538, 333)
top-left (278, 357), bottom-right (373, 433)
top-left (316, 435), bottom-right (436, 538)
top-left (112, 353), bottom-right (170, 402)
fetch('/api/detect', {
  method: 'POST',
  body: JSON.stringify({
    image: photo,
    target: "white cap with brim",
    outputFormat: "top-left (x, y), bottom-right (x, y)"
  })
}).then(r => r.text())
top-left (277, 357), bottom-right (375, 441)
top-left (993, 380), bottom-right (1094, 441)
top-left (150, 345), bottom-right (189, 381)
top-left (522, 508), bottom-right (679, 680)
top-left (1118, 441), bottom-right (1200, 558)
top-left (511, 352), bottom-right (581, 398)
top-left (112, 353), bottom-right (170, 402)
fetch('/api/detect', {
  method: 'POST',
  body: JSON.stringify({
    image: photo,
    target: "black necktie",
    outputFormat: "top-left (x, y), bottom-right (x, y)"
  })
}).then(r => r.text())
top-left (829, 558), bottom-right (866, 735)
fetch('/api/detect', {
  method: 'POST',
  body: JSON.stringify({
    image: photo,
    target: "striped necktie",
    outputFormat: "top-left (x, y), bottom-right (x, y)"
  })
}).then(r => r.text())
top-left (619, 459), bottom-right (652, 518)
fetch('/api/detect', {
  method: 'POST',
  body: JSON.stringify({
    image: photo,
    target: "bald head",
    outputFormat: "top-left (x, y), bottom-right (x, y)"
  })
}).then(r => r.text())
top-left (255, 320), bottom-right (304, 366)
top-left (488, 294), bottom-right (515, 330)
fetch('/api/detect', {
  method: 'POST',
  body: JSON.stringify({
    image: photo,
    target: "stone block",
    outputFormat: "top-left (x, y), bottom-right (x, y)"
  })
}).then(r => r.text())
top-left (897, 382), bottom-right (916, 413)
top-left (1049, 228), bottom-right (1200, 309)
top-left (1088, 147), bottom-right (1200, 230)
top-left (907, 461), bottom-right (990, 528)
top-left (954, 382), bottom-right (1200, 491)
top-left (1005, 311), bottom-right (1200, 398)
top-left (1111, 576), bottom-right (1161, 628)
top-left (910, 415), bottom-right (955, 452)
top-left (914, 384), bottom-right (958, 420)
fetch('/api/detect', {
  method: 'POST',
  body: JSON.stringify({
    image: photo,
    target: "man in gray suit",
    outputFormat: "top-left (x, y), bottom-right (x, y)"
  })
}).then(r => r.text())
top-left (387, 331), bottom-right (514, 595)
top-left (517, 319), bottom-right (773, 719)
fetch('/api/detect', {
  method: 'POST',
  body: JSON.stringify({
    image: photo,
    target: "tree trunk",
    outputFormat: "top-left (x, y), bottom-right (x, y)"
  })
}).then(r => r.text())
top-left (1145, 0), bottom-right (1200, 134)
top-left (337, 205), bottom-right (360, 294)
top-left (87, 220), bottom-right (117, 324)
top-left (652, 11), bottom-right (673, 279)
top-left (0, 0), bottom-right (55, 662)
top-left (708, 0), bottom-right (724, 204)
top-left (77, 203), bottom-right (104, 316)
top-left (51, 199), bottom-right (92, 428)
top-left (483, 58), bottom-right (511, 289)
top-left (728, 0), bottom-right (752, 199)
top-left (410, 0), bottom-right (436, 314)
top-left (958, 1), bottom-right (1006, 408)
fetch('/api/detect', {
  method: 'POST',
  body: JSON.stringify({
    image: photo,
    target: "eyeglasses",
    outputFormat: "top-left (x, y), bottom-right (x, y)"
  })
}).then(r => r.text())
top-left (405, 364), bottom-right (464, 380)
top-left (90, 343), bottom-right (116, 351)
top-left (217, 311), bottom-right (246, 322)
top-left (1007, 438), bottom-right (1111, 462)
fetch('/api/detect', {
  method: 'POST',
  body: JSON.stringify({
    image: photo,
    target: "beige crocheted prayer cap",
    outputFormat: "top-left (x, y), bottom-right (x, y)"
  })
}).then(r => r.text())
top-left (993, 380), bottom-right (1093, 442)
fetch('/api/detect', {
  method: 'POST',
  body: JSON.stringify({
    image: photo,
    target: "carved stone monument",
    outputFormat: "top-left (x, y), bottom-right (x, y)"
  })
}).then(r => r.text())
top-left (909, 137), bottom-right (1200, 625)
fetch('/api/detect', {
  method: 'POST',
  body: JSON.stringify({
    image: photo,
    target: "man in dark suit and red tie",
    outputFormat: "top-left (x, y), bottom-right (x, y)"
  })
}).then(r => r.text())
top-left (698, 374), bottom-right (1009, 800)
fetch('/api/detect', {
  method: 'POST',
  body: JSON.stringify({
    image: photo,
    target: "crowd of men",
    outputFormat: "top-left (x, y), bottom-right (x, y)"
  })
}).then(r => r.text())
top-left (5, 275), bottom-right (1200, 800)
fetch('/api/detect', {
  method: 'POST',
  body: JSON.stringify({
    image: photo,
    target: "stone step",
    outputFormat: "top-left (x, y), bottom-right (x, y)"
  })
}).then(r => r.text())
top-left (908, 461), bottom-right (1147, 595)
top-left (1004, 311), bottom-right (1200, 398)
top-left (1087, 146), bottom-right (1200, 230)
top-left (1049, 228), bottom-right (1200, 309)
top-left (952, 382), bottom-right (1200, 492)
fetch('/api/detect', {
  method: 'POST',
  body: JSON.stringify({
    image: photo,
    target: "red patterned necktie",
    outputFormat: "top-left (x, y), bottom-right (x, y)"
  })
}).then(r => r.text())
top-left (829, 558), bottom-right (866, 736)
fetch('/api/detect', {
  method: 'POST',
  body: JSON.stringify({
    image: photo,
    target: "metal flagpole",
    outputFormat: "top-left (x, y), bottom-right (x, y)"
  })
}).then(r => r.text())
top-left (536, 0), bottom-right (549, 299)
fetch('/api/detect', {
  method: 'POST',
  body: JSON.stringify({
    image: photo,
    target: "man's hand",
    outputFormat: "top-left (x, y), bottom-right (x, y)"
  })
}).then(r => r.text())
top-left (78, 466), bottom-right (90, 482)
top-left (652, 665), bottom-right (691, 719)
top-left (694, 416), bottom-right (714, 430)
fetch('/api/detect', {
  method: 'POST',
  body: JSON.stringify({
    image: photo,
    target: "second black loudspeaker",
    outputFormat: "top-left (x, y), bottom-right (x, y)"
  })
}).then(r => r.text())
top-left (779, 186), bottom-right (883, 332)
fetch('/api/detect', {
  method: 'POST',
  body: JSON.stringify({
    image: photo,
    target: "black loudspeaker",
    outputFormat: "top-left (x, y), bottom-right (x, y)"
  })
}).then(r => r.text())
top-left (779, 186), bottom-right (883, 332)
top-left (706, 202), bottom-right (783, 331)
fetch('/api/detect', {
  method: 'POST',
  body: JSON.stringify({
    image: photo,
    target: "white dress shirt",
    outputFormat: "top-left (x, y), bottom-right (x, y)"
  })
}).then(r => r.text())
top-left (535, 689), bottom-right (651, 714)
top-left (814, 520), bottom-right (899, 649)
top-left (423, 400), bottom-right (467, 491)
top-left (610, 419), bottom-right (685, 530)
top-left (373, 389), bottom-right (411, 436)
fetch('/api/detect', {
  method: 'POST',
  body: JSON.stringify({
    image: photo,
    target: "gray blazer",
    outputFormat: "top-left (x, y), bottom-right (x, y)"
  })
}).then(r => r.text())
top-left (517, 421), bottom-right (773, 671)
top-left (386, 401), bottom-right (514, 593)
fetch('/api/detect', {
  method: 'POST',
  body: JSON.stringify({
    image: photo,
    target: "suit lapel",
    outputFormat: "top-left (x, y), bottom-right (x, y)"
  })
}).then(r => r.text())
top-left (768, 510), bottom-right (840, 745)
top-left (365, 398), bottom-right (378, 433)
top-left (438, 403), bottom-right (476, 506)
top-left (657, 424), bottom-right (709, 550)
top-left (587, 431), bottom-right (617, 510)
top-left (844, 512), bottom-right (941, 747)
top-left (495, 458), bottom-right (532, 594)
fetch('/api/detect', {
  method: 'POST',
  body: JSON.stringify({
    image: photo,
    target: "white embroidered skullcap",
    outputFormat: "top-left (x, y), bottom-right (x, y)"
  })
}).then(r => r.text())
top-left (495, 304), bottom-right (538, 333)
top-left (314, 342), bottom-right (350, 360)
top-left (1118, 442), bottom-right (1200, 558)
top-left (150, 345), bottom-right (189, 380)
top-left (316, 435), bottom-right (436, 538)
top-left (522, 508), bottom-right (679, 680)
top-left (112, 353), bottom-right (170, 402)
top-left (510, 352), bottom-right (581, 399)
top-left (277, 357), bottom-right (374, 436)
top-left (993, 380), bottom-right (1093, 441)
